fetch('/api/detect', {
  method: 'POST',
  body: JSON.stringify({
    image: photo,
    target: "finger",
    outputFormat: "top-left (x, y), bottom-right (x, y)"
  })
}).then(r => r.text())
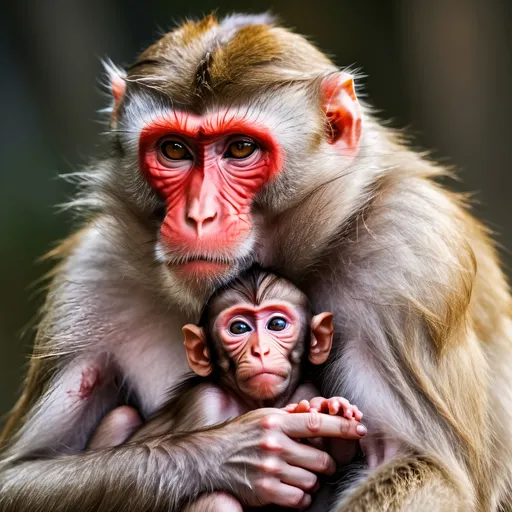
top-left (280, 437), bottom-right (336, 475)
top-left (279, 463), bottom-right (318, 492)
top-left (284, 404), bottom-right (298, 412)
top-left (295, 400), bottom-right (310, 413)
top-left (353, 406), bottom-right (363, 422)
top-left (327, 399), bottom-right (340, 415)
top-left (309, 397), bottom-right (325, 411)
top-left (296, 493), bottom-right (312, 509)
top-left (257, 478), bottom-right (311, 509)
top-left (278, 412), bottom-right (368, 440)
top-left (87, 406), bottom-right (142, 449)
top-left (336, 398), bottom-right (353, 418)
top-left (338, 400), bottom-right (354, 419)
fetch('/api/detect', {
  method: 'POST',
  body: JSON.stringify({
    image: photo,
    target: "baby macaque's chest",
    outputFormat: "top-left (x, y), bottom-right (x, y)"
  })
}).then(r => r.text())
top-left (173, 384), bottom-right (249, 431)
top-left (177, 382), bottom-right (321, 432)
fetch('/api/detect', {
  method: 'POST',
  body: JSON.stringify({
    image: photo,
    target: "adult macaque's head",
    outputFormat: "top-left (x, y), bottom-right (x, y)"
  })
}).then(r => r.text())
top-left (182, 267), bottom-right (334, 402)
top-left (104, 14), bottom-right (363, 297)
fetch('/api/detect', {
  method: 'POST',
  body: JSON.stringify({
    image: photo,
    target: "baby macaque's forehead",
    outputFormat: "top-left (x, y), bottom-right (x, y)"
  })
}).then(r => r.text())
top-left (210, 276), bottom-right (309, 319)
top-left (218, 300), bottom-right (302, 320)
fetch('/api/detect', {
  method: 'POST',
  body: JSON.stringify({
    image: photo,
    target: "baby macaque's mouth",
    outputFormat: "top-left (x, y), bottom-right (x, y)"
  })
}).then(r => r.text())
top-left (245, 371), bottom-right (287, 382)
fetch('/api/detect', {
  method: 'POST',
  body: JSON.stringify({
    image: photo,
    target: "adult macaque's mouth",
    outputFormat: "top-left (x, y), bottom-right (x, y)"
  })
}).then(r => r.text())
top-left (167, 254), bottom-right (235, 266)
top-left (186, 255), bottom-right (232, 264)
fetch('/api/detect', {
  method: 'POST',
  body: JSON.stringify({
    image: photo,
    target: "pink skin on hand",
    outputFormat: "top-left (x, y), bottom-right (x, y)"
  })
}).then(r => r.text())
top-left (284, 396), bottom-right (363, 422)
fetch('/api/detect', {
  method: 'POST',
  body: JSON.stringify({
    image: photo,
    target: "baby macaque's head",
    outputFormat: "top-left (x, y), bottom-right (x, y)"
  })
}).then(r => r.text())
top-left (182, 266), bottom-right (334, 403)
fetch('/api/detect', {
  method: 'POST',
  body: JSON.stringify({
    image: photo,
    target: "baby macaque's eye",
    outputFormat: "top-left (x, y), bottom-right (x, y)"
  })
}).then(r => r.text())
top-left (267, 317), bottom-right (287, 331)
top-left (229, 321), bottom-right (252, 335)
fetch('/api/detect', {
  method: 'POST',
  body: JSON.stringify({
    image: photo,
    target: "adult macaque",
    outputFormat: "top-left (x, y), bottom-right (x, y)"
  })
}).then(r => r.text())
top-left (132, 265), bottom-right (363, 511)
top-left (1, 12), bottom-right (511, 512)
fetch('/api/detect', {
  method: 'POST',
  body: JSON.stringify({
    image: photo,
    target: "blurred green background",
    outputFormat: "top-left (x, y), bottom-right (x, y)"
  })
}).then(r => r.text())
top-left (1, 0), bottom-right (511, 426)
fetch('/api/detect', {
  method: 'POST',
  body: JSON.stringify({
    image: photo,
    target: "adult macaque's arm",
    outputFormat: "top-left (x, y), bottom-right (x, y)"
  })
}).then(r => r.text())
top-left (0, 408), bottom-right (366, 511)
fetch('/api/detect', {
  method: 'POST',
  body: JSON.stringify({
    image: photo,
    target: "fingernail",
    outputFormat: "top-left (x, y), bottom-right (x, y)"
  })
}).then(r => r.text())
top-left (356, 424), bottom-right (367, 436)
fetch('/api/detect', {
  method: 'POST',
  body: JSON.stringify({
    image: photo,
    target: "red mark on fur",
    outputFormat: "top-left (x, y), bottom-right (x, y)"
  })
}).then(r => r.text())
top-left (139, 111), bottom-right (282, 256)
top-left (67, 367), bottom-right (100, 400)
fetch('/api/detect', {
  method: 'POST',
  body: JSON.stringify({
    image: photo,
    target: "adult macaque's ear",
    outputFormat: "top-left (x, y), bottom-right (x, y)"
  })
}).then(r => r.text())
top-left (320, 71), bottom-right (362, 156)
top-left (309, 312), bottom-right (334, 365)
top-left (103, 60), bottom-right (126, 129)
top-left (182, 324), bottom-right (212, 377)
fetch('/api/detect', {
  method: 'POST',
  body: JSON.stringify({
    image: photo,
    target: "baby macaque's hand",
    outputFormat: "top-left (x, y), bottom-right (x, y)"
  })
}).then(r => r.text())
top-left (284, 397), bottom-right (363, 421)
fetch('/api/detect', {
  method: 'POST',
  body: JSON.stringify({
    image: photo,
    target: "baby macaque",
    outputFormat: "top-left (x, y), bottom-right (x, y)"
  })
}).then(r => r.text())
top-left (132, 266), bottom-right (362, 511)
top-left (183, 265), bottom-right (362, 416)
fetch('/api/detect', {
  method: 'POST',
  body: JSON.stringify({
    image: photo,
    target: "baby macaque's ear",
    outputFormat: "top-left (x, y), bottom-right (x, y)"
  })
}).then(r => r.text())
top-left (309, 312), bottom-right (334, 365)
top-left (182, 325), bottom-right (212, 377)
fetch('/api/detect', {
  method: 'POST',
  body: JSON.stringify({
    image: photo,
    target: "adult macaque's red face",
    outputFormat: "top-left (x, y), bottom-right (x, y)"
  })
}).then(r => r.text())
top-left (214, 300), bottom-right (302, 400)
top-left (139, 111), bottom-right (282, 280)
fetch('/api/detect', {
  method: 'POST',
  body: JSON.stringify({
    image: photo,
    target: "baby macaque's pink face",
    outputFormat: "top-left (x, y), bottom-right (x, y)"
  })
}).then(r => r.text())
top-left (183, 292), bottom-right (334, 404)
top-left (214, 300), bottom-right (303, 400)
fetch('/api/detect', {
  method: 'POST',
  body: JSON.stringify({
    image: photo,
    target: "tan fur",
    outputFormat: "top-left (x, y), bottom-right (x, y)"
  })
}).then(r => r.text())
top-left (338, 454), bottom-right (466, 511)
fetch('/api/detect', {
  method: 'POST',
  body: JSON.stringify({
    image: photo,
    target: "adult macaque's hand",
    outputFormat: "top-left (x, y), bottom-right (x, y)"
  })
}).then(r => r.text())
top-left (215, 408), bottom-right (367, 508)
top-left (283, 397), bottom-right (365, 466)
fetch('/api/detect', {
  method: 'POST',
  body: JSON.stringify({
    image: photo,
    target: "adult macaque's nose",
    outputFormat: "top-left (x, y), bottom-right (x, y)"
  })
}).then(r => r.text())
top-left (186, 195), bottom-right (219, 237)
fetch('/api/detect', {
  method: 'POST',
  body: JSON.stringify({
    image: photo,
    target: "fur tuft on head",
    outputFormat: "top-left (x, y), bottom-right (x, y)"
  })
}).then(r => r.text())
top-left (218, 12), bottom-right (278, 32)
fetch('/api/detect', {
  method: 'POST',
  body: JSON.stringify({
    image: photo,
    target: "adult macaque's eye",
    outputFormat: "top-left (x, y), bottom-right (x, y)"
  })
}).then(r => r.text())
top-left (267, 317), bottom-right (287, 331)
top-left (159, 139), bottom-right (192, 160)
top-left (224, 139), bottom-right (257, 159)
top-left (229, 321), bottom-right (252, 335)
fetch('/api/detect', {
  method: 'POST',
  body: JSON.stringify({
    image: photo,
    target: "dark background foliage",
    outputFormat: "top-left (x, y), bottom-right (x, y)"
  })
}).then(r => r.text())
top-left (1, 0), bottom-right (511, 424)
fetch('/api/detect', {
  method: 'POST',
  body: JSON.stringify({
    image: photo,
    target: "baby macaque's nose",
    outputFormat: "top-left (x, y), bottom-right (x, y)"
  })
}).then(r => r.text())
top-left (251, 341), bottom-right (270, 358)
